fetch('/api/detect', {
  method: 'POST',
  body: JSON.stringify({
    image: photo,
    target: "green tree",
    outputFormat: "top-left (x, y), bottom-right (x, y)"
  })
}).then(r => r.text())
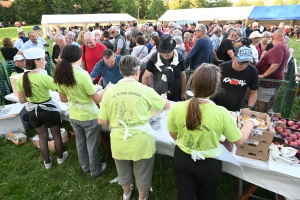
top-left (169, 0), bottom-right (191, 10)
top-left (51, 0), bottom-right (74, 14)
top-left (73, 0), bottom-right (92, 13)
top-left (287, 0), bottom-right (299, 5)
top-left (116, 0), bottom-right (138, 18)
top-left (234, 0), bottom-right (251, 6)
top-left (89, 0), bottom-right (114, 13)
top-left (148, 0), bottom-right (167, 19)
top-left (137, 0), bottom-right (151, 19)
top-left (190, 0), bottom-right (209, 8)
top-left (273, 0), bottom-right (284, 5)
top-left (251, 0), bottom-right (265, 6)
top-left (208, 0), bottom-right (232, 7)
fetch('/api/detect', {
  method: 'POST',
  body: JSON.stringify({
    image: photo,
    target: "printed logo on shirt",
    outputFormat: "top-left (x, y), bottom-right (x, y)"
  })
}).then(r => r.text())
top-left (223, 77), bottom-right (246, 87)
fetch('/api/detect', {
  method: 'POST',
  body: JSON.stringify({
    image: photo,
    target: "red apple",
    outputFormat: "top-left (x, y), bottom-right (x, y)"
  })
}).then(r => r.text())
top-left (284, 129), bottom-right (292, 136)
top-left (275, 126), bottom-right (283, 133)
top-left (274, 117), bottom-right (279, 121)
top-left (280, 119), bottom-right (287, 124)
top-left (291, 125), bottom-right (299, 130)
top-left (294, 140), bottom-right (300, 146)
top-left (296, 121), bottom-right (300, 126)
top-left (287, 120), bottom-right (295, 126)
top-left (290, 142), bottom-right (298, 147)
top-left (284, 139), bottom-right (289, 144)
top-left (280, 132), bottom-right (287, 138)
top-left (286, 137), bottom-right (293, 143)
top-left (291, 134), bottom-right (298, 141)
top-left (294, 132), bottom-right (300, 138)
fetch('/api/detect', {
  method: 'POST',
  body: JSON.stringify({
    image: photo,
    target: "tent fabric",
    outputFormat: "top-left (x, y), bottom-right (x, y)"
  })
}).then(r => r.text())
top-left (41, 13), bottom-right (136, 25)
top-left (158, 6), bottom-right (254, 22)
top-left (248, 5), bottom-right (300, 20)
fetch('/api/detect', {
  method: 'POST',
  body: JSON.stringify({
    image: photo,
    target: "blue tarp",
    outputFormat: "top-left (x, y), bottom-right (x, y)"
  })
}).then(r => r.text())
top-left (248, 5), bottom-right (300, 20)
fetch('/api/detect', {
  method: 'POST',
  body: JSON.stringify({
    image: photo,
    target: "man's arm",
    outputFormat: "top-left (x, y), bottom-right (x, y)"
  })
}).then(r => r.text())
top-left (247, 90), bottom-right (257, 108)
top-left (258, 63), bottom-right (280, 78)
top-left (180, 71), bottom-right (186, 101)
top-left (115, 38), bottom-right (123, 55)
top-left (90, 60), bottom-right (102, 79)
top-left (212, 49), bottom-right (222, 61)
top-left (81, 61), bottom-right (86, 70)
top-left (142, 70), bottom-right (151, 85)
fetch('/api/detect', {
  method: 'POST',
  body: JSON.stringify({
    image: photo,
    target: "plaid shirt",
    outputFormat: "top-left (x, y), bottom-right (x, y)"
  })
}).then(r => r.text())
top-left (210, 34), bottom-right (220, 51)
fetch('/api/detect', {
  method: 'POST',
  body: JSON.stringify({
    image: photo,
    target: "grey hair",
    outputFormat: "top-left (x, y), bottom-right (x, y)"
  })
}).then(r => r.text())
top-left (168, 22), bottom-right (175, 26)
top-left (119, 56), bottom-right (140, 76)
top-left (173, 36), bottom-right (183, 45)
top-left (196, 24), bottom-right (207, 34)
top-left (28, 31), bottom-right (37, 37)
top-left (111, 26), bottom-right (120, 33)
top-left (213, 26), bottom-right (222, 34)
top-left (65, 32), bottom-right (75, 41)
top-left (235, 28), bottom-right (242, 37)
top-left (173, 29), bottom-right (182, 36)
top-left (262, 31), bottom-right (271, 38)
top-left (228, 28), bottom-right (237, 35)
top-left (55, 33), bottom-right (65, 41)
top-left (84, 31), bottom-right (95, 39)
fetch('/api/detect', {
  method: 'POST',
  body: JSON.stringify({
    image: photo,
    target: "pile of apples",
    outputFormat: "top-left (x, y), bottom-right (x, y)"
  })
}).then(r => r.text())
top-left (274, 118), bottom-right (300, 147)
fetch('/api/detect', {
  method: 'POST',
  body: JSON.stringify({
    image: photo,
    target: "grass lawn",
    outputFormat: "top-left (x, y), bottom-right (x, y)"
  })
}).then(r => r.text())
top-left (0, 26), bottom-right (297, 199)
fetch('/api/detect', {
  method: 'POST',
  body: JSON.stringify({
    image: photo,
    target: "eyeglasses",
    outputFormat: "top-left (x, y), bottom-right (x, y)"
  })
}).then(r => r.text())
top-left (168, 26), bottom-right (174, 28)
top-left (238, 61), bottom-right (250, 66)
top-left (111, 31), bottom-right (115, 34)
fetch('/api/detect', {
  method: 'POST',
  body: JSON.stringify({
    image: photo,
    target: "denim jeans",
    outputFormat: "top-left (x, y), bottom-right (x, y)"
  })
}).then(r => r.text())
top-left (70, 119), bottom-right (103, 177)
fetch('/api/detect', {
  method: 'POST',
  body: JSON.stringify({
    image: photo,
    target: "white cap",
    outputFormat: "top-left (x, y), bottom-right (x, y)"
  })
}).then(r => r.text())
top-left (13, 54), bottom-right (24, 62)
top-left (249, 31), bottom-right (262, 39)
top-left (22, 48), bottom-right (45, 60)
top-left (17, 28), bottom-right (24, 34)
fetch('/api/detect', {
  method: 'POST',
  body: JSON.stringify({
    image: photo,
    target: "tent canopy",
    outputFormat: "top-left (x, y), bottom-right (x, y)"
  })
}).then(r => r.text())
top-left (158, 6), bottom-right (254, 22)
top-left (248, 5), bottom-right (300, 20)
top-left (41, 13), bottom-right (136, 25)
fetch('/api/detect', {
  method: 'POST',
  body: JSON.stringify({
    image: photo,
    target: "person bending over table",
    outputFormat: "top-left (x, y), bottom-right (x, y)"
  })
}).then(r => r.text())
top-left (54, 45), bottom-right (107, 178)
top-left (98, 56), bottom-right (170, 200)
top-left (167, 63), bottom-right (257, 200)
top-left (17, 48), bottom-right (68, 170)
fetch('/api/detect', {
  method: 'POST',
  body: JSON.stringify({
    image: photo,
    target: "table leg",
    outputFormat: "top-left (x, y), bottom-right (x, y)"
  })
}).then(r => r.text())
top-left (236, 178), bottom-right (243, 199)
top-left (277, 194), bottom-right (284, 200)
top-left (239, 184), bottom-right (258, 200)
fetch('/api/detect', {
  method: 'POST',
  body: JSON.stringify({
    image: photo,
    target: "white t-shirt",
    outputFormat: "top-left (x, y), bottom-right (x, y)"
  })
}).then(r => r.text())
top-left (250, 44), bottom-right (259, 63)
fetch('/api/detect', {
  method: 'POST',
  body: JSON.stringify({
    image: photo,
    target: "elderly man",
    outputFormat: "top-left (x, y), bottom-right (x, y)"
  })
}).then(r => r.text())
top-left (14, 28), bottom-right (28, 50)
top-left (185, 24), bottom-right (213, 70)
top-left (249, 31), bottom-right (262, 65)
top-left (90, 49), bottom-right (123, 87)
top-left (210, 26), bottom-right (223, 62)
top-left (110, 26), bottom-right (128, 56)
top-left (219, 25), bottom-right (228, 42)
top-left (52, 33), bottom-right (67, 63)
top-left (255, 29), bottom-right (290, 113)
top-left (142, 34), bottom-right (186, 101)
top-left (33, 25), bottom-right (49, 47)
top-left (11, 54), bottom-right (25, 76)
top-left (65, 32), bottom-right (80, 47)
top-left (212, 46), bottom-right (259, 111)
top-left (17, 31), bottom-right (46, 55)
top-left (246, 22), bottom-right (259, 37)
top-left (165, 22), bottom-right (176, 36)
top-left (235, 20), bottom-right (246, 37)
top-left (80, 31), bottom-right (107, 82)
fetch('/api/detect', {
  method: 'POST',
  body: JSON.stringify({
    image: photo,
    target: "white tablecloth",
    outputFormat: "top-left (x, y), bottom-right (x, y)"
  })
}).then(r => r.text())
top-left (5, 93), bottom-right (300, 199)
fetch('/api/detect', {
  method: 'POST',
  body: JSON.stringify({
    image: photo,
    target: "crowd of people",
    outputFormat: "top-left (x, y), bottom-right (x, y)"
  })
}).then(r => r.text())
top-left (0, 19), bottom-right (294, 200)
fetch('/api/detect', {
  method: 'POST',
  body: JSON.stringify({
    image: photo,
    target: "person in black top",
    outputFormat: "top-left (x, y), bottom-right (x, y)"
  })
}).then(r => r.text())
top-left (142, 34), bottom-right (186, 102)
top-left (212, 46), bottom-right (259, 111)
top-left (11, 54), bottom-right (25, 76)
top-left (101, 30), bottom-right (113, 51)
top-left (1, 38), bottom-right (18, 60)
top-left (217, 29), bottom-right (237, 62)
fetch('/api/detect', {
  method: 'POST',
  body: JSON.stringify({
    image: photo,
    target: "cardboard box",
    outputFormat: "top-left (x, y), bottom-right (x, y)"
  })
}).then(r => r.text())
top-left (0, 103), bottom-right (29, 136)
top-left (31, 131), bottom-right (75, 151)
top-left (12, 133), bottom-right (27, 145)
top-left (9, 73), bottom-right (23, 96)
top-left (236, 147), bottom-right (269, 162)
top-left (240, 109), bottom-right (275, 144)
top-left (238, 140), bottom-right (270, 154)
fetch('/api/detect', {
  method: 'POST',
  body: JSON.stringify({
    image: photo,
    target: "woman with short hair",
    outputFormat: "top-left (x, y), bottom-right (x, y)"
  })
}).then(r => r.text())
top-left (255, 31), bottom-right (271, 60)
top-left (131, 36), bottom-right (148, 60)
top-left (1, 37), bottom-right (18, 60)
top-left (125, 30), bottom-right (136, 54)
top-left (101, 30), bottom-right (113, 51)
top-left (98, 56), bottom-right (170, 200)
top-left (183, 32), bottom-right (194, 53)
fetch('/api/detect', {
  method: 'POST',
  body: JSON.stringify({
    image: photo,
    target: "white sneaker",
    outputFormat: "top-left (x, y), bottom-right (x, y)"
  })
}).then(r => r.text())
top-left (101, 162), bottom-right (107, 172)
top-left (57, 151), bottom-right (68, 164)
top-left (123, 184), bottom-right (134, 200)
top-left (44, 157), bottom-right (52, 170)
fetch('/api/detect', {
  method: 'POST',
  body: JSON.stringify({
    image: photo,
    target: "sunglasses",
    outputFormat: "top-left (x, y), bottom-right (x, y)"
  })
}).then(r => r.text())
top-left (168, 26), bottom-right (174, 28)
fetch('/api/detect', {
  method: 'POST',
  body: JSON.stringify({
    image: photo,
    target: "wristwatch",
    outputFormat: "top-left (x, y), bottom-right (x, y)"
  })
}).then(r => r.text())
top-left (247, 106), bottom-right (254, 110)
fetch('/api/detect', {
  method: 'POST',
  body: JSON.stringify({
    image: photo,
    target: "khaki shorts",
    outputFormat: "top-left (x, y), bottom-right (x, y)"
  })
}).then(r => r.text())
top-left (115, 156), bottom-right (155, 192)
top-left (257, 87), bottom-right (278, 103)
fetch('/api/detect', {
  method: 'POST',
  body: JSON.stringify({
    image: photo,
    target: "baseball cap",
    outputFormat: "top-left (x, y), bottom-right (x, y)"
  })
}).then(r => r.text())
top-left (13, 54), bottom-right (24, 62)
top-left (33, 25), bottom-right (41, 30)
top-left (17, 28), bottom-right (24, 34)
top-left (235, 46), bottom-right (252, 62)
top-left (23, 48), bottom-right (45, 60)
top-left (249, 31), bottom-right (262, 39)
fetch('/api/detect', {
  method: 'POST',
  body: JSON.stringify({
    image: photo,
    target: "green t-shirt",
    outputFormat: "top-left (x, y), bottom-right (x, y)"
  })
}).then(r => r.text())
top-left (98, 81), bottom-right (166, 161)
top-left (57, 68), bottom-right (97, 121)
top-left (17, 71), bottom-right (56, 103)
top-left (167, 100), bottom-right (242, 157)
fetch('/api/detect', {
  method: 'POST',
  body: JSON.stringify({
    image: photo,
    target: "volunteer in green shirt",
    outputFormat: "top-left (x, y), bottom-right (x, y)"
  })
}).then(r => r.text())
top-left (54, 45), bottom-right (107, 178)
top-left (98, 55), bottom-right (170, 200)
top-left (11, 54), bottom-right (25, 76)
top-left (17, 48), bottom-right (68, 170)
top-left (167, 63), bottom-right (257, 200)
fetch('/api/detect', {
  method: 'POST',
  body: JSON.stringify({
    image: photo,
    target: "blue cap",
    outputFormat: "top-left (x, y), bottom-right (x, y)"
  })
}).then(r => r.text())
top-left (33, 25), bottom-right (40, 30)
top-left (235, 46), bottom-right (252, 62)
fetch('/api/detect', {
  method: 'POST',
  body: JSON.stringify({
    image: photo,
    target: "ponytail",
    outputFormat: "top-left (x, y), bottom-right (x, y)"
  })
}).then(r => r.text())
top-left (186, 97), bottom-right (201, 131)
top-left (54, 58), bottom-right (76, 87)
top-left (23, 71), bottom-right (32, 97)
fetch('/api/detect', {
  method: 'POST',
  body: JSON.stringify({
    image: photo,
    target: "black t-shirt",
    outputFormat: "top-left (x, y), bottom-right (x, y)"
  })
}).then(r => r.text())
top-left (217, 39), bottom-right (234, 62)
top-left (211, 61), bottom-right (259, 111)
top-left (265, 43), bottom-right (274, 51)
top-left (102, 40), bottom-right (113, 51)
top-left (0, 47), bottom-right (18, 60)
top-left (146, 52), bottom-right (185, 101)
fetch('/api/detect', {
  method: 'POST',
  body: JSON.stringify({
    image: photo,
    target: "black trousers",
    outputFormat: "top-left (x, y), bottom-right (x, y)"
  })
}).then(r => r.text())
top-left (173, 146), bottom-right (222, 200)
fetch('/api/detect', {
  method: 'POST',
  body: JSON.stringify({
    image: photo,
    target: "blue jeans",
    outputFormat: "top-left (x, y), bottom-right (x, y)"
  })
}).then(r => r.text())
top-left (70, 119), bottom-right (103, 177)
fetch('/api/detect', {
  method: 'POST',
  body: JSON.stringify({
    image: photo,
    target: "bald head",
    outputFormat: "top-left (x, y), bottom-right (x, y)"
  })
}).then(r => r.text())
top-left (54, 33), bottom-right (66, 48)
top-left (84, 31), bottom-right (95, 39)
top-left (273, 28), bottom-right (285, 42)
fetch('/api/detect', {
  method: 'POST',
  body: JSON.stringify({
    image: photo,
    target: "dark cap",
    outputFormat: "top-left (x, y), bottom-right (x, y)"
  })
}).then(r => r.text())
top-left (190, 22), bottom-right (196, 27)
top-left (33, 25), bottom-right (40, 30)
